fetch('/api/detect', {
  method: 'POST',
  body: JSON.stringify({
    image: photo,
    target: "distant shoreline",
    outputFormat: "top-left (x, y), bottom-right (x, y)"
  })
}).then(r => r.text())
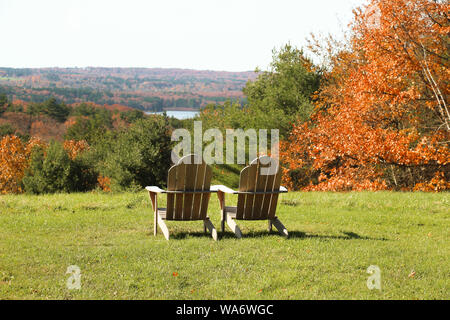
top-left (162, 107), bottom-right (199, 112)
top-left (145, 110), bottom-right (199, 120)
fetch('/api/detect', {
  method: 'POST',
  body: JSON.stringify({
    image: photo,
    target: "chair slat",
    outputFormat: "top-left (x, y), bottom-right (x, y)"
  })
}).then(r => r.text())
top-left (268, 169), bottom-right (282, 219)
top-left (260, 173), bottom-right (275, 219)
top-left (192, 163), bottom-right (206, 220)
top-left (199, 165), bottom-right (212, 219)
top-left (174, 163), bottom-right (186, 220)
top-left (166, 165), bottom-right (177, 220)
top-left (236, 166), bottom-right (249, 220)
top-left (243, 164), bottom-right (258, 219)
top-left (252, 160), bottom-right (270, 219)
top-left (183, 160), bottom-right (198, 220)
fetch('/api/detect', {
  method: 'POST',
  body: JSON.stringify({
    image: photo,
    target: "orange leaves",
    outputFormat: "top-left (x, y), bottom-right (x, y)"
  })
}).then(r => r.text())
top-left (0, 135), bottom-right (46, 194)
top-left (281, 0), bottom-right (449, 191)
top-left (97, 175), bottom-right (111, 192)
top-left (413, 172), bottom-right (450, 192)
top-left (63, 140), bottom-right (89, 160)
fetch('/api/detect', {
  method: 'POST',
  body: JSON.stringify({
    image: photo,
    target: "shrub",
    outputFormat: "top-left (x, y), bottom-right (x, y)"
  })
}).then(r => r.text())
top-left (22, 141), bottom-right (97, 194)
top-left (0, 124), bottom-right (15, 138)
top-left (101, 116), bottom-right (172, 191)
top-left (0, 135), bottom-right (45, 194)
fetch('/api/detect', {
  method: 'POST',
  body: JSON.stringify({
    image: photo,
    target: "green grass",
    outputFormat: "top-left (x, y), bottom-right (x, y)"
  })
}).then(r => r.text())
top-left (0, 191), bottom-right (448, 300)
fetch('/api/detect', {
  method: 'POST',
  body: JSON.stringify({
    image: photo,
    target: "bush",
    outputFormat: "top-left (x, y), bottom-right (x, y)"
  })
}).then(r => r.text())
top-left (65, 111), bottom-right (113, 144)
top-left (0, 124), bottom-right (15, 138)
top-left (22, 141), bottom-right (97, 194)
top-left (0, 93), bottom-right (9, 115)
top-left (101, 116), bottom-right (172, 191)
top-left (42, 98), bottom-right (71, 123)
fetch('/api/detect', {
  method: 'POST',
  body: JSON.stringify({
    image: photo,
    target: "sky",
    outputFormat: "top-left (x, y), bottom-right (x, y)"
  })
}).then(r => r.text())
top-left (0, 0), bottom-right (367, 72)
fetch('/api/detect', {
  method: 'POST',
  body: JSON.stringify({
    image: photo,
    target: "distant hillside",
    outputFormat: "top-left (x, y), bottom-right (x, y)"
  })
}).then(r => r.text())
top-left (0, 67), bottom-right (257, 111)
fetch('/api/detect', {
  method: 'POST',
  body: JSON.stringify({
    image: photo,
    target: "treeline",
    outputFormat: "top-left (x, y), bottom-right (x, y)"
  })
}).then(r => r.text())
top-left (0, 95), bottom-right (148, 142)
top-left (0, 67), bottom-right (254, 111)
top-left (0, 111), bottom-right (176, 195)
top-left (0, 85), bottom-right (241, 111)
top-left (1, 92), bottom-right (190, 194)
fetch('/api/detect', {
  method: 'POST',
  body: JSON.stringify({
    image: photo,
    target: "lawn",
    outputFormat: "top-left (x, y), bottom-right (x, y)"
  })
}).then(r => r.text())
top-left (0, 191), bottom-right (448, 300)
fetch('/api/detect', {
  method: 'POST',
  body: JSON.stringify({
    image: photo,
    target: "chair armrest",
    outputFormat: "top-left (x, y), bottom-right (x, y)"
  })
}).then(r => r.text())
top-left (145, 186), bottom-right (166, 193)
top-left (210, 185), bottom-right (237, 194)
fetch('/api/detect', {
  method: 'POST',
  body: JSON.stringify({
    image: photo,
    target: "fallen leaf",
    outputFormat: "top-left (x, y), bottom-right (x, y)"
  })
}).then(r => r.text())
top-left (408, 271), bottom-right (416, 278)
top-left (172, 272), bottom-right (179, 277)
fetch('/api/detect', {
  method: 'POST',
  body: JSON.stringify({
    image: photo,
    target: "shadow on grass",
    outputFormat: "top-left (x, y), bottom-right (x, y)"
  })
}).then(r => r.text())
top-left (168, 230), bottom-right (389, 241)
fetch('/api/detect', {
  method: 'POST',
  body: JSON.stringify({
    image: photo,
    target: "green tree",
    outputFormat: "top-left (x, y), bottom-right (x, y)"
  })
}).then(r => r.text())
top-left (65, 109), bottom-right (113, 144)
top-left (243, 44), bottom-right (321, 135)
top-left (102, 116), bottom-right (172, 190)
top-left (120, 109), bottom-right (145, 123)
top-left (22, 142), bottom-right (97, 194)
top-left (0, 124), bottom-right (15, 137)
top-left (42, 98), bottom-right (71, 122)
top-left (0, 93), bottom-right (8, 115)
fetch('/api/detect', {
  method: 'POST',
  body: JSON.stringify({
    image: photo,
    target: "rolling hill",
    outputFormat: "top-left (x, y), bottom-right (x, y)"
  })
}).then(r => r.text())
top-left (0, 67), bottom-right (257, 111)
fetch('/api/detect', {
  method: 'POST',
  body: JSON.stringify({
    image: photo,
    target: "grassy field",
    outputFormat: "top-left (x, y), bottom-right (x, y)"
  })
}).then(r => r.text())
top-left (0, 191), bottom-right (448, 300)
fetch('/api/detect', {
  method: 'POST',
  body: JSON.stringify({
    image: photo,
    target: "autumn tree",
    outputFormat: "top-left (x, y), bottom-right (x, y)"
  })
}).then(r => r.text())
top-left (0, 135), bottom-right (46, 194)
top-left (281, 0), bottom-right (449, 191)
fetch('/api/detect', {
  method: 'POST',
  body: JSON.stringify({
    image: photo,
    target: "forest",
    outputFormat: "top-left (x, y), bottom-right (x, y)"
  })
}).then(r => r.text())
top-left (0, 0), bottom-right (448, 195)
top-left (0, 67), bottom-right (255, 111)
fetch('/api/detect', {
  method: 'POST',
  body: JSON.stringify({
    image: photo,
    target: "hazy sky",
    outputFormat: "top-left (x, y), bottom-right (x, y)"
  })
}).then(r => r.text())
top-left (0, 0), bottom-right (366, 71)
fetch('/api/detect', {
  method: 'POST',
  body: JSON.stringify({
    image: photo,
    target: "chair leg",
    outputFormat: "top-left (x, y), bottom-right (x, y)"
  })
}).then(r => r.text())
top-left (154, 210), bottom-right (158, 236)
top-left (226, 214), bottom-right (242, 239)
top-left (221, 210), bottom-right (225, 234)
top-left (151, 193), bottom-right (158, 236)
top-left (204, 218), bottom-right (218, 241)
top-left (270, 217), bottom-right (288, 238)
top-left (157, 215), bottom-right (170, 240)
top-left (218, 192), bottom-right (226, 234)
top-left (268, 220), bottom-right (273, 232)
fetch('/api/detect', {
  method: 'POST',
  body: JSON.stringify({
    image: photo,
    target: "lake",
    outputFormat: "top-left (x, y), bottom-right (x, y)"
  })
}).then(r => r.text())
top-left (146, 110), bottom-right (199, 119)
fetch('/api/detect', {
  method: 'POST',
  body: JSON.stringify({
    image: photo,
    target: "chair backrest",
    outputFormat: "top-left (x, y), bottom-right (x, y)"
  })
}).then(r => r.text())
top-left (165, 154), bottom-right (212, 221)
top-left (235, 156), bottom-right (282, 220)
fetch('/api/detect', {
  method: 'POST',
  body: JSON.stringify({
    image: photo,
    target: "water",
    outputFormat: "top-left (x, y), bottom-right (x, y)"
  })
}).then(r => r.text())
top-left (146, 110), bottom-right (199, 120)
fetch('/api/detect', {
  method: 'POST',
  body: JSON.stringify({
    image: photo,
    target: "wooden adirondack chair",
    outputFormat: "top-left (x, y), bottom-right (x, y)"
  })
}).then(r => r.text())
top-left (211, 156), bottom-right (288, 238)
top-left (146, 154), bottom-right (217, 241)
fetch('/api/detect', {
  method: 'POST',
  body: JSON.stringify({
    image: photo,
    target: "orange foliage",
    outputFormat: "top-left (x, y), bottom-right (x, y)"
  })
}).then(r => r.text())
top-left (97, 175), bottom-right (111, 192)
top-left (413, 172), bottom-right (450, 192)
top-left (63, 140), bottom-right (90, 160)
top-left (282, 0), bottom-right (449, 191)
top-left (0, 136), bottom-right (46, 194)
